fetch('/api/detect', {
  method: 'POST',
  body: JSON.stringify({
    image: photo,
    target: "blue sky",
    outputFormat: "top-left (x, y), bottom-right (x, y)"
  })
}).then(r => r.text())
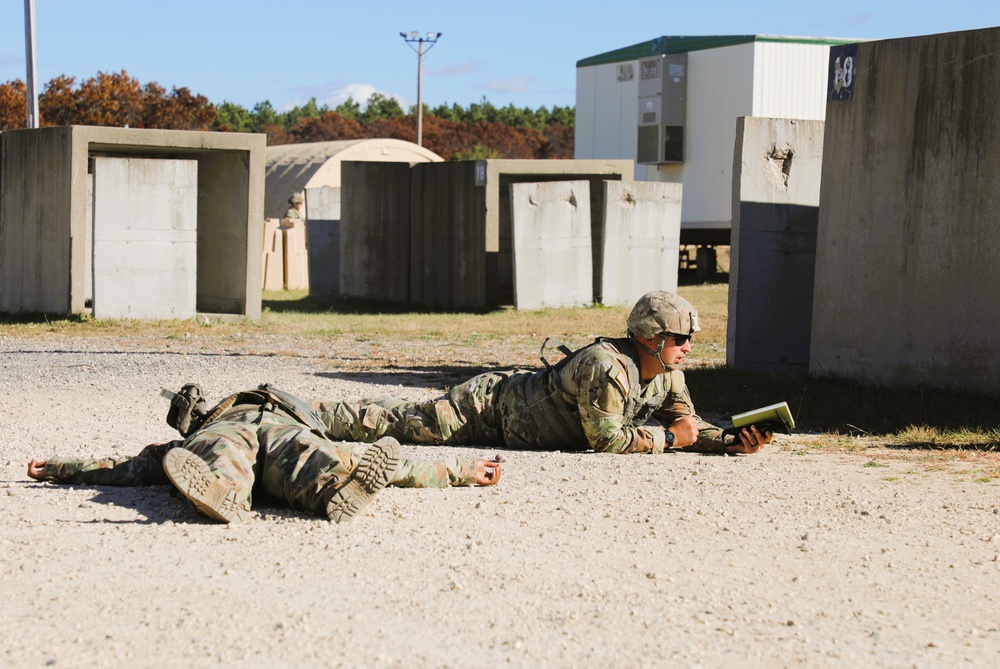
top-left (3, 1), bottom-right (999, 113)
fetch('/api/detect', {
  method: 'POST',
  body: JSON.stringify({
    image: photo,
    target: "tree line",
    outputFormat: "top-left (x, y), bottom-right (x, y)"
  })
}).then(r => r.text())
top-left (0, 71), bottom-right (574, 159)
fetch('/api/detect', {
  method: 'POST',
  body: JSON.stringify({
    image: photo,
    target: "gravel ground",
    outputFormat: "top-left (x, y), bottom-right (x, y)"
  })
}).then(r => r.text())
top-left (2, 334), bottom-right (999, 668)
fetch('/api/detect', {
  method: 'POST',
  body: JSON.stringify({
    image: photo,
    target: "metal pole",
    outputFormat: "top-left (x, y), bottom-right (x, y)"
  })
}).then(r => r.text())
top-left (416, 41), bottom-right (424, 147)
top-left (400, 32), bottom-right (441, 148)
top-left (24, 0), bottom-right (40, 129)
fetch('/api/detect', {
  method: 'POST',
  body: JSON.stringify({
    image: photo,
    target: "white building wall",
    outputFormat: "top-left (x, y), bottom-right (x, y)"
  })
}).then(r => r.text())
top-left (670, 44), bottom-right (755, 230)
top-left (752, 42), bottom-right (831, 120)
top-left (576, 38), bottom-right (837, 238)
top-left (574, 64), bottom-right (637, 160)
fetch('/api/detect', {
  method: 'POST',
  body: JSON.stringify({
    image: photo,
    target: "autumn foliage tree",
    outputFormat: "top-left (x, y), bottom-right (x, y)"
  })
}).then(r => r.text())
top-left (0, 79), bottom-right (27, 130)
top-left (1, 72), bottom-right (574, 159)
top-left (0, 70), bottom-right (215, 131)
top-left (287, 111), bottom-right (364, 143)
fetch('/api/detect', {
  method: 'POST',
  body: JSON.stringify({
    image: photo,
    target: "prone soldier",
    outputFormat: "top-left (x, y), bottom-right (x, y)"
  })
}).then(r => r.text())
top-left (28, 384), bottom-right (502, 524)
top-left (314, 290), bottom-right (772, 456)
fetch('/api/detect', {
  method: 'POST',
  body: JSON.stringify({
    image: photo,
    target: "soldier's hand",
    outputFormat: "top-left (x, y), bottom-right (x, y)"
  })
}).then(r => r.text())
top-left (727, 425), bottom-right (772, 455)
top-left (27, 459), bottom-right (46, 481)
top-left (668, 415), bottom-right (700, 447)
top-left (475, 456), bottom-right (503, 486)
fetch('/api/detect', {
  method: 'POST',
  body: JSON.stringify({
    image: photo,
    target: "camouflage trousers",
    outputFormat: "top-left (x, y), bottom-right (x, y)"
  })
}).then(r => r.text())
top-left (313, 370), bottom-right (516, 446)
top-left (183, 406), bottom-right (366, 516)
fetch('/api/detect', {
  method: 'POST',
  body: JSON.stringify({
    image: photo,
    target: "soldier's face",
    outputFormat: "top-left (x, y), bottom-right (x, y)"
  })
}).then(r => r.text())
top-left (659, 333), bottom-right (692, 364)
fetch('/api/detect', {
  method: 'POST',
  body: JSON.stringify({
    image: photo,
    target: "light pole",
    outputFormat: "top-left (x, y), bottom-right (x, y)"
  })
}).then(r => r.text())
top-left (399, 31), bottom-right (442, 147)
top-left (24, 0), bottom-right (40, 128)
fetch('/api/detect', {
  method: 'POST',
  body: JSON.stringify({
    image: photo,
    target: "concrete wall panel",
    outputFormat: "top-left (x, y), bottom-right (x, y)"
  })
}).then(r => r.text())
top-left (0, 126), bottom-right (263, 319)
top-left (404, 159), bottom-right (630, 309)
top-left (729, 117), bottom-right (824, 373)
top-left (410, 161), bottom-right (487, 309)
top-left (340, 161), bottom-right (411, 302)
top-left (600, 180), bottom-right (682, 306)
top-left (304, 186), bottom-right (340, 297)
top-left (510, 181), bottom-right (593, 310)
top-left (0, 127), bottom-right (74, 313)
top-left (811, 27), bottom-right (1000, 391)
top-left (91, 157), bottom-right (197, 319)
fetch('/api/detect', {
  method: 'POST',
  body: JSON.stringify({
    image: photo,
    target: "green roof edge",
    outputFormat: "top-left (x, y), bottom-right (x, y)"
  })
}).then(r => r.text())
top-left (576, 35), bottom-right (859, 68)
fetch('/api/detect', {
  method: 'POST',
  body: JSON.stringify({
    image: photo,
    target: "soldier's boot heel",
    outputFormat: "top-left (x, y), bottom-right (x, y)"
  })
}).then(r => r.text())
top-left (163, 447), bottom-right (251, 524)
top-left (325, 437), bottom-right (401, 523)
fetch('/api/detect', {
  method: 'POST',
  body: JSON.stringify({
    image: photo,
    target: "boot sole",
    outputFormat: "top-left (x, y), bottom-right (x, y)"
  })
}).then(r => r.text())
top-left (163, 448), bottom-right (251, 523)
top-left (326, 437), bottom-right (401, 523)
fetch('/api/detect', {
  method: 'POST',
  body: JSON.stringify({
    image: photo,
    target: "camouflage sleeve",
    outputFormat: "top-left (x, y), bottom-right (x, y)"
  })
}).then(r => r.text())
top-left (575, 356), bottom-right (668, 454)
top-left (651, 384), bottom-right (727, 454)
top-left (388, 456), bottom-right (479, 488)
top-left (39, 441), bottom-right (180, 485)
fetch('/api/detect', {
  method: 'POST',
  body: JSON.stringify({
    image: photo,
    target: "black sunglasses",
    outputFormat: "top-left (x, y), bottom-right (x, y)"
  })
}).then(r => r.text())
top-left (663, 333), bottom-right (692, 346)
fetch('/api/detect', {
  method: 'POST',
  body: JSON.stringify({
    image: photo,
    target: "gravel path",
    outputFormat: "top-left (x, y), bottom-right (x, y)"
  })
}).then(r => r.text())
top-left (2, 335), bottom-right (998, 668)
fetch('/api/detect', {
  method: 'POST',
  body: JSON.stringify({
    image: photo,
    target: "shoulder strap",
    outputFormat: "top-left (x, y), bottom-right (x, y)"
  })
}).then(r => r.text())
top-left (539, 337), bottom-right (575, 370)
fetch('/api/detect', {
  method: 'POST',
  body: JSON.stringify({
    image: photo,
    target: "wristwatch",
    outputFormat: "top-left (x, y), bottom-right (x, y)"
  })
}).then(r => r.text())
top-left (665, 430), bottom-right (675, 447)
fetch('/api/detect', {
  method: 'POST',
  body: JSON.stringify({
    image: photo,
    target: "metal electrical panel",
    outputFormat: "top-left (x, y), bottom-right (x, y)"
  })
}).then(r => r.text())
top-left (637, 53), bottom-right (688, 164)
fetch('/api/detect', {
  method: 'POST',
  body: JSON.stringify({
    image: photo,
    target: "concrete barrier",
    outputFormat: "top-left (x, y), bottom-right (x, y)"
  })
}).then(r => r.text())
top-left (811, 27), bottom-right (1000, 392)
top-left (510, 180), bottom-right (593, 309)
top-left (262, 218), bottom-right (284, 291)
top-left (729, 117), bottom-right (824, 373)
top-left (281, 220), bottom-right (309, 291)
top-left (600, 180), bottom-right (683, 306)
top-left (0, 126), bottom-right (264, 319)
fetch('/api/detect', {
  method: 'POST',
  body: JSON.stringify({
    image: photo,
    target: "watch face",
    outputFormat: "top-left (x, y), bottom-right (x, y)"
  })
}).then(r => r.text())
top-left (665, 431), bottom-right (675, 444)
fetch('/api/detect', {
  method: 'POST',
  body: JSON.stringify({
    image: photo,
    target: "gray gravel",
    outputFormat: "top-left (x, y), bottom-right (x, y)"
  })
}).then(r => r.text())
top-left (2, 334), bottom-right (999, 668)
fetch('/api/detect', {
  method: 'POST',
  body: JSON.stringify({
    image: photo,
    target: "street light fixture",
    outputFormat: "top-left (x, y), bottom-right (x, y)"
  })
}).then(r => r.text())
top-left (399, 31), bottom-right (442, 147)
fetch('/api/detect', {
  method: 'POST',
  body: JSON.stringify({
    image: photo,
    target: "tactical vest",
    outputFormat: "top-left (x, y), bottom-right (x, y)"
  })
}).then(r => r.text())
top-left (512, 337), bottom-right (682, 448)
top-left (163, 383), bottom-right (327, 437)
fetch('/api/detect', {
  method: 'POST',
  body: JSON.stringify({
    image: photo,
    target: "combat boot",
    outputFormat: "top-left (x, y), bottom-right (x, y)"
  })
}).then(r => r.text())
top-left (325, 437), bottom-right (401, 523)
top-left (163, 448), bottom-right (251, 523)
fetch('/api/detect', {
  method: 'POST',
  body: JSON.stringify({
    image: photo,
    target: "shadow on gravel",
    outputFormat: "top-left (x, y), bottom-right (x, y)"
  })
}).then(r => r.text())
top-left (316, 365), bottom-right (495, 389)
top-left (26, 483), bottom-right (192, 524)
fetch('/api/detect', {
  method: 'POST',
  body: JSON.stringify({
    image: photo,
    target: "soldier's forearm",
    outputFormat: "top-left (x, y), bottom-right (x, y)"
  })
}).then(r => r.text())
top-left (388, 456), bottom-right (481, 488)
top-left (40, 442), bottom-right (176, 486)
top-left (590, 425), bottom-right (667, 454)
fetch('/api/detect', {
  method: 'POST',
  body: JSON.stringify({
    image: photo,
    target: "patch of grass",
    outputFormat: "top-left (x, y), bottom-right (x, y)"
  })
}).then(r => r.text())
top-left (864, 460), bottom-right (888, 468)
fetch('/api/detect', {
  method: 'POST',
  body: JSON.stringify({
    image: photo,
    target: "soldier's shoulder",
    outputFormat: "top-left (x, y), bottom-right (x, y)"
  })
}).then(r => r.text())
top-left (665, 369), bottom-right (686, 393)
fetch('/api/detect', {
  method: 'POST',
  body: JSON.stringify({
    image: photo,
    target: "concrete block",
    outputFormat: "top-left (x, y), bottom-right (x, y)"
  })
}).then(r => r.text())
top-left (510, 180), bottom-right (593, 309)
top-left (340, 161), bottom-right (411, 302)
top-left (729, 116), bottom-right (823, 374)
top-left (0, 126), bottom-right (264, 319)
top-left (262, 219), bottom-right (284, 291)
top-left (91, 157), bottom-right (198, 320)
top-left (304, 186), bottom-right (340, 297)
top-left (282, 221), bottom-right (309, 291)
top-left (600, 180), bottom-right (682, 306)
top-left (811, 27), bottom-right (1000, 392)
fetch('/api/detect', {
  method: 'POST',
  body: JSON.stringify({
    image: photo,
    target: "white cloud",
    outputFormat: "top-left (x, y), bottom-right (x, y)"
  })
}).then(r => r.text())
top-left (431, 60), bottom-right (482, 77)
top-left (481, 75), bottom-right (535, 94)
top-left (846, 13), bottom-right (874, 26)
top-left (283, 82), bottom-right (410, 111)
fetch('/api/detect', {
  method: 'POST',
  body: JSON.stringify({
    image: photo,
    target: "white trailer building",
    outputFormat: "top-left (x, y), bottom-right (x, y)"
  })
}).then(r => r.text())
top-left (575, 35), bottom-right (854, 248)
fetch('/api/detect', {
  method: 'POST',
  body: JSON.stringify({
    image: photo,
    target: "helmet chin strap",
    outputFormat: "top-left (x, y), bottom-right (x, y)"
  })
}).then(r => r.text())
top-left (632, 334), bottom-right (671, 371)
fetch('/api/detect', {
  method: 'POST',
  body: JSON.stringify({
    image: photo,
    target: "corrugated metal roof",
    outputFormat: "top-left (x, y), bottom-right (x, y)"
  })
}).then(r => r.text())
top-left (576, 35), bottom-right (859, 68)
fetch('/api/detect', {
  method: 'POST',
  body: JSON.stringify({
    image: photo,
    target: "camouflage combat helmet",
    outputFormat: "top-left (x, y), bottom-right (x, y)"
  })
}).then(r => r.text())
top-left (627, 290), bottom-right (700, 371)
top-left (288, 192), bottom-right (304, 205)
top-left (626, 290), bottom-right (700, 339)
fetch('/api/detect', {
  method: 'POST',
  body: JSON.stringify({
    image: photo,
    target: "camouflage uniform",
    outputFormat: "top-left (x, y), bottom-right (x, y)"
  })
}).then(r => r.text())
top-left (38, 387), bottom-right (481, 519)
top-left (314, 337), bottom-right (726, 455)
top-left (284, 192), bottom-right (305, 221)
